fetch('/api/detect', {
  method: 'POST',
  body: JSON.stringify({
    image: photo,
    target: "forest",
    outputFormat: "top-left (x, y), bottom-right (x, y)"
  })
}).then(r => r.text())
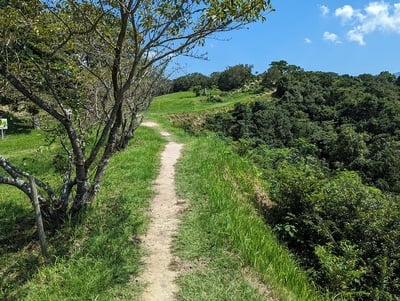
top-left (173, 62), bottom-right (400, 300)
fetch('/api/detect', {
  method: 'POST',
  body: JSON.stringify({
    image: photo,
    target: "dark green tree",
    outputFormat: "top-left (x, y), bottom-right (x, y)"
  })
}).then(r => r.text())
top-left (172, 72), bottom-right (211, 92)
top-left (261, 60), bottom-right (303, 89)
top-left (217, 64), bottom-right (253, 91)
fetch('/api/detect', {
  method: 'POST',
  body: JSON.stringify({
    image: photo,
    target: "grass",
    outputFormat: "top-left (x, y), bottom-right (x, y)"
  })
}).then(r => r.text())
top-left (173, 135), bottom-right (320, 300)
top-left (0, 126), bottom-right (165, 300)
top-left (146, 90), bottom-right (268, 130)
top-left (148, 90), bottom-right (260, 115)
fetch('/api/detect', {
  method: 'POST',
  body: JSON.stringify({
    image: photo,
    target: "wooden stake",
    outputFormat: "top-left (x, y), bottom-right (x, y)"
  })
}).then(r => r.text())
top-left (29, 175), bottom-right (49, 258)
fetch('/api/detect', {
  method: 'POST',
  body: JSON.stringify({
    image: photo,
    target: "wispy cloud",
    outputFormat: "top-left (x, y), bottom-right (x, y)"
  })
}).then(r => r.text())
top-left (320, 5), bottom-right (330, 16)
top-left (323, 31), bottom-right (341, 43)
top-left (305, 37), bottom-right (312, 44)
top-left (334, 2), bottom-right (400, 45)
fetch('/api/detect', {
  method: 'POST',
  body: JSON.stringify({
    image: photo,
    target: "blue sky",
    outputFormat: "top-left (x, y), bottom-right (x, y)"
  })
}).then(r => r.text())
top-left (172, 1), bottom-right (400, 77)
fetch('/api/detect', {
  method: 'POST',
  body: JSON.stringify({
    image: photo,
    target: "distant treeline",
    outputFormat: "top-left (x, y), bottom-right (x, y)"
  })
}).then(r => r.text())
top-left (171, 64), bottom-right (255, 93)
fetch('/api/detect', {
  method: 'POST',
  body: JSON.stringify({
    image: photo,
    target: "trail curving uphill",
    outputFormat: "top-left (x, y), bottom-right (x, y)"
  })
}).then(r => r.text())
top-left (139, 121), bottom-right (184, 301)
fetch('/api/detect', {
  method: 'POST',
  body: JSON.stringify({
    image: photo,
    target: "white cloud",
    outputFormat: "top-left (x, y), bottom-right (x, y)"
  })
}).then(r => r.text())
top-left (305, 38), bottom-right (312, 44)
top-left (323, 31), bottom-right (341, 43)
top-left (335, 5), bottom-right (357, 21)
top-left (347, 28), bottom-right (366, 45)
top-left (334, 2), bottom-right (400, 45)
top-left (320, 5), bottom-right (330, 16)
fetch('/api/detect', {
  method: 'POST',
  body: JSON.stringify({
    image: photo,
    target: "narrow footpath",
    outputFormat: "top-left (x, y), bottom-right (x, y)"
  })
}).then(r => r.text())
top-left (139, 121), bottom-right (184, 301)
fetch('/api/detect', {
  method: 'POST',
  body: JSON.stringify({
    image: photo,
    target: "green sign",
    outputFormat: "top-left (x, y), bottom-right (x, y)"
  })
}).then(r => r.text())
top-left (0, 119), bottom-right (7, 129)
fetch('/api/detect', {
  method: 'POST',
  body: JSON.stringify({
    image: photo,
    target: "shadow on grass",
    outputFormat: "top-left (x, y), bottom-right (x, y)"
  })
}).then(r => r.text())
top-left (0, 200), bottom-right (42, 300)
top-left (1, 197), bottom-right (144, 300)
top-left (0, 110), bottom-right (33, 135)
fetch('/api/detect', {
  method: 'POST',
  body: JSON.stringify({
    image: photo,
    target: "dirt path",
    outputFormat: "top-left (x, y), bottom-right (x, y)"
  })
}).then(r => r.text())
top-left (139, 121), bottom-right (184, 301)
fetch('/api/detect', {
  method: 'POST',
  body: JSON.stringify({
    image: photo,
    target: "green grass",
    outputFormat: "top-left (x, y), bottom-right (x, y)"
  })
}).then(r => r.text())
top-left (0, 126), bottom-right (165, 300)
top-left (173, 135), bottom-right (320, 301)
top-left (1, 130), bottom-right (55, 299)
top-left (0, 129), bottom-right (67, 187)
top-left (146, 90), bottom-right (270, 142)
top-left (147, 90), bottom-right (268, 125)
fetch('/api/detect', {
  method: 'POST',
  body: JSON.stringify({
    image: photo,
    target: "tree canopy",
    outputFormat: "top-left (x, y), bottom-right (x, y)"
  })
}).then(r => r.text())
top-left (217, 64), bottom-right (254, 91)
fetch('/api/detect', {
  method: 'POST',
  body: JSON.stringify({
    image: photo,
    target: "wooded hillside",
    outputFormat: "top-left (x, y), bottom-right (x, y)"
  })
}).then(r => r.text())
top-left (204, 66), bottom-right (400, 300)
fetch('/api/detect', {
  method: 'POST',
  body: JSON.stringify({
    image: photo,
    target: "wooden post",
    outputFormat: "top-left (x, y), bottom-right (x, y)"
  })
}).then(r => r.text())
top-left (29, 175), bottom-right (49, 258)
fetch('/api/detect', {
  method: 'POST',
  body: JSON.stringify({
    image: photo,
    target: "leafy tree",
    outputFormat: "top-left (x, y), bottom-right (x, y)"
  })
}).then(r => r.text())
top-left (267, 163), bottom-right (400, 300)
top-left (209, 71), bottom-right (221, 87)
top-left (0, 0), bottom-right (273, 222)
top-left (172, 72), bottom-right (211, 92)
top-left (217, 64), bottom-right (253, 91)
top-left (330, 124), bottom-right (369, 167)
top-left (261, 60), bottom-right (302, 89)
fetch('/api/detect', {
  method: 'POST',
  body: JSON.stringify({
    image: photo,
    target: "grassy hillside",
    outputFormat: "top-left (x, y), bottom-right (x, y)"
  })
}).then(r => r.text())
top-left (146, 90), bottom-right (268, 130)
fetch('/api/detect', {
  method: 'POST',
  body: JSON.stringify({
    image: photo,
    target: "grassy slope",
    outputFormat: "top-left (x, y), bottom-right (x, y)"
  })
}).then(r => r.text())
top-left (146, 90), bottom-right (266, 129)
top-left (1, 126), bottom-right (165, 300)
top-left (148, 91), bottom-right (322, 300)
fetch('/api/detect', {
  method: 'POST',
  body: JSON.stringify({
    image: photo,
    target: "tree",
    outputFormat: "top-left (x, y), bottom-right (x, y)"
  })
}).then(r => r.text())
top-left (172, 72), bottom-right (211, 92)
top-left (217, 64), bottom-right (254, 91)
top-left (261, 60), bottom-right (303, 89)
top-left (0, 0), bottom-right (273, 222)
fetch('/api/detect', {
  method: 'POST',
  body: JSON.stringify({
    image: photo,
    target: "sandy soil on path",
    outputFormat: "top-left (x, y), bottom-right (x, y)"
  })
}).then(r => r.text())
top-left (139, 121), bottom-right (184, 301)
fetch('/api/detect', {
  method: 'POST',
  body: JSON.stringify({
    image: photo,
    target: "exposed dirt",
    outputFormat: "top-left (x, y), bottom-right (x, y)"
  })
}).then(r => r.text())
top-left (138, 121), bottom-right (184, 301)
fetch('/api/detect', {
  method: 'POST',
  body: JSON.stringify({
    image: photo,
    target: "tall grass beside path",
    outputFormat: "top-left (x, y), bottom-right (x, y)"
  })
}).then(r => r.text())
top-left (174, 135), bottom-right (321, 301)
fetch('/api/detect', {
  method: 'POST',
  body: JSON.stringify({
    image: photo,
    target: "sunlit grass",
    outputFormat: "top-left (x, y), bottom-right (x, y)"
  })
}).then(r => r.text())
top-left (174, 135), bottom-right (321, 300)
top-left (147, 90), bottom-right (266, 115)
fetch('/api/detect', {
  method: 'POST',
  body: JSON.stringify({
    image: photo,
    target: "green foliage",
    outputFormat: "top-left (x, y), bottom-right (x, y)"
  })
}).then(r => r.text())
top-left (263, 158), bottom-right (400, 300)
top-left (205, 68), bottom-right (400, 299)
top-left (208, 70), bottom-right (400, 193)
top-left (261, 60), bottom-right (303, 89)
top-left (206, 94), bottom-right (223, 103)
top-left (217, 64), bottom-right (254, 91)
top-left (172, 73), bottom-right (211, 92)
